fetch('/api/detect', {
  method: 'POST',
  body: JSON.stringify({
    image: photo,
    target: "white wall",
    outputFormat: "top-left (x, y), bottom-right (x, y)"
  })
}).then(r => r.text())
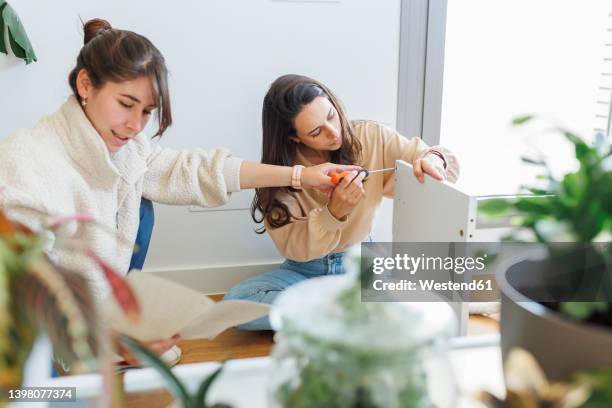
top-left (0, 0), bottom-right (400, 286)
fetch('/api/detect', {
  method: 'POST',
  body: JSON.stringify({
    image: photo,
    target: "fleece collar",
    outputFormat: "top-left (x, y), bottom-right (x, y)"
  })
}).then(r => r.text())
top-left (51, 96), bottom-right (147, 186)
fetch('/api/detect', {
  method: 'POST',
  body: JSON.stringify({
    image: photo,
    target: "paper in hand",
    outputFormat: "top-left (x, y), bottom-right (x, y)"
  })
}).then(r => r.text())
top-left (101, 272), bottom-right (270, 341)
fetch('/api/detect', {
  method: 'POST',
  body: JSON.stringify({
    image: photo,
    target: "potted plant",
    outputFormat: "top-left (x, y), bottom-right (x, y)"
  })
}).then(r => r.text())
top-left (0, 200), bottom-right (236, 407)
top-left (0, 206), bottom-right (140, 406)
top-left (479, 117), bottom-right (611, 380)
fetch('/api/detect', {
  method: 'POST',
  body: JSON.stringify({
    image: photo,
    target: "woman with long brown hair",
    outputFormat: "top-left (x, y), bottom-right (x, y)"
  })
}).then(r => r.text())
top-left (0, 22), bottom-right (356, 366)
top-left (224, 74), bottom-right (460, 330)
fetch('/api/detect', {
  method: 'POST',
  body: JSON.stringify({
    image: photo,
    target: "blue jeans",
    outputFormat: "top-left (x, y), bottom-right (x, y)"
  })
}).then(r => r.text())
top-left (223, 252), bottom-right (345, 330)
top-left (129, 198), bottom-right (155, 271)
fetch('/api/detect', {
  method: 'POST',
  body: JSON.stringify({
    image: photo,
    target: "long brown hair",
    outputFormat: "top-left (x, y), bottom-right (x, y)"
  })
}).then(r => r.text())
top-left (68, 18), bottom-right (172, 137)
top-left (251, 74), bottom-right (362, 233)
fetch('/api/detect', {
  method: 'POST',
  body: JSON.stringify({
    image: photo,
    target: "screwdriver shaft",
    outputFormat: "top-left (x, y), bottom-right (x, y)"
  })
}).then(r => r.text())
top-left (366, 167), bottom-right (395, 175)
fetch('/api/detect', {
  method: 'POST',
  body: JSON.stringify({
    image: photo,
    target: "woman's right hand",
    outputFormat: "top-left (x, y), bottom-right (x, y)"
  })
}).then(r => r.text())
top-left (301, 163), bottom-right (362, 192)
top-left (114, 333), bottom-right (180, 366)
top-left (327, 170), bottom-right (366, 220)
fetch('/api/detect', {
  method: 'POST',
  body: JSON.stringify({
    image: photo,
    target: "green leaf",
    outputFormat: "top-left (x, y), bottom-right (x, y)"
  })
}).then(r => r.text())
top-left (120, 335), bottom-right (192, 406)
top-left (601, 173), bottom-right (612, 217)
top-left (0, 252), bottom-right (14, 371)
top-left (561, 130), bottom-right (592, 163)
top-left (515, 196), bottom-right (552, 215)
top-left (526, 187), bottom-right (552, 196)
top-left (195, 364), bottom-right (224, 407)
top-left (560, 172), bottom-right (586, 205)
top-left (574, 369), bottom-right (612, 407)
top-left (512, 115), bottom-right (533, 125)
top-left (8, 28), bottom-right (24, 59)
top-left (2, 3), bottom-right (37, 64)
top-left (478, 198), bottom-right (514, 216)
top-left (559, 302), bottom-right (609, 320)
top-left (0, 1), bottom-right (6, 55)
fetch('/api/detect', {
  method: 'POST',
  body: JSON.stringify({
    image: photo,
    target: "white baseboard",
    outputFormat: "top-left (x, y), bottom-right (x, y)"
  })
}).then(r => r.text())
top-left (142, 262), bottom-right (283, 295)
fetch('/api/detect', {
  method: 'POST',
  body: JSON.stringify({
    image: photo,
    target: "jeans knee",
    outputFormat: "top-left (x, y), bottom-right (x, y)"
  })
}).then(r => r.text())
top-left (223, 286), bottom-right (273, 331)
top-left (223, 283), bottom-right (275, 304)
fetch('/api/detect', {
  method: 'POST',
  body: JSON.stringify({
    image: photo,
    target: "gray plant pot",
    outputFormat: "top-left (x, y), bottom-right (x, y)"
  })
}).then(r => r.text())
top-left (499, 259), bottom-right (612, 381)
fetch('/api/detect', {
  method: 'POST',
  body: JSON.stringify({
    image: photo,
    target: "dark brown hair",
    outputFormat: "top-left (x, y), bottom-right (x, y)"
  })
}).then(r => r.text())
top-left (251, 74), bottom-right (362, 233)
top-left (68, 18), bottom-right (172, 137)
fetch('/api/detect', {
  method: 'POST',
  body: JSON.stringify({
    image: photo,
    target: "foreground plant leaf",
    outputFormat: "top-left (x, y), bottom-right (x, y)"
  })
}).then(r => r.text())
top-left (0, 210), bottom-right (16, 237)
top-left (120, 335), bottom-right (191, 406)
top-left (25, 259), bottom-right (99, 372)
top-left (86, 251), bottom-right (140, 323)
top-left (574, 369), bottom-right (612, 407)
top-left (0, 204), bottom-right (135, 406)
top-left (477, 348), bottom-right (591, 408)
top-left (195, 365), bottom-right (224, 407)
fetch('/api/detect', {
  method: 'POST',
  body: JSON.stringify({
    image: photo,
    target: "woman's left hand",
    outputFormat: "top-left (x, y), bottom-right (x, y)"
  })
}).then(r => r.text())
top-left (302, 163), bottom-right (362, 191)
top-left (412, 156), bottom-right (446, 184)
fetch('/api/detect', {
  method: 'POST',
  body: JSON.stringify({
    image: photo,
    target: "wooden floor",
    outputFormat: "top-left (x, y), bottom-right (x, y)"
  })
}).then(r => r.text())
top-left (124, 295), bottom-right (499, 407)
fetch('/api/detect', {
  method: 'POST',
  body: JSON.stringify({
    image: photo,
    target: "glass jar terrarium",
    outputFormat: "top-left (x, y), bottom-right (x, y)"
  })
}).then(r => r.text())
top-left (268, 252), bottom-right (458, 408)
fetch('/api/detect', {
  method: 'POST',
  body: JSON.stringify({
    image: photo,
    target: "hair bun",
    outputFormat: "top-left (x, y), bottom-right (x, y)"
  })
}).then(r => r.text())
top-left (83, 18), bottom-right (112, 45)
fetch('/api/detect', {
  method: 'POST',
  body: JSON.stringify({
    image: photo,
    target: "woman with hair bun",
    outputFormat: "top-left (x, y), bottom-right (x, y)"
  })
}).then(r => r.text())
top-left (0, 20), bottom-right (357, 367)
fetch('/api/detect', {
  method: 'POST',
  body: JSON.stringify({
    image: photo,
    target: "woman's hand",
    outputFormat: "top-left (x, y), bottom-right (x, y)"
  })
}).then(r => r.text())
top-left (115, 333), bottom-right (180, 366)
top-left (301, 163), bottom-right (362, 192)
top-left (412, 155), bottom-right (446, 184)
top-left (327, 170), bottom-right (367, 220)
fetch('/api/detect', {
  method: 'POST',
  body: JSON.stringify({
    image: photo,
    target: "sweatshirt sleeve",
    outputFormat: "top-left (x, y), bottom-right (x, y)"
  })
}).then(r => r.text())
top-left (373, 122), bottom-right (460, 196)
top-left (264, 193), bottom-right (347, 262)
top-left (142, 144), bottom-right (243, 207)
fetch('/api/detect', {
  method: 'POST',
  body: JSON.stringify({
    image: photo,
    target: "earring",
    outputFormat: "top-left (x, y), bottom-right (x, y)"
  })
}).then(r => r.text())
top-left (81, 98), bottom-right (88, 107)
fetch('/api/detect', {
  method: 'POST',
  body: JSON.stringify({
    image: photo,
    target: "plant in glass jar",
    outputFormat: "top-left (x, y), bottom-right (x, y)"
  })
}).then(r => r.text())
top-left (268, 250), bottom-right (457, 408)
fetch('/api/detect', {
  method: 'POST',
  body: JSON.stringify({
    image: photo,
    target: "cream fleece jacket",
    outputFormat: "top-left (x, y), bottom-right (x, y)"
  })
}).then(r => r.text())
top-left (0, 96), bottom-right (243, 299)
top-left (265, 120), bottom-right (460, 262)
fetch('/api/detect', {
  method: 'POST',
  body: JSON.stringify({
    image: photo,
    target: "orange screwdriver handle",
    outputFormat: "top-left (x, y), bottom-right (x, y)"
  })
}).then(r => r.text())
top-left (330, 171), bottom-right (351, 185)
top-left (330, 169), bottom-right (370, 185)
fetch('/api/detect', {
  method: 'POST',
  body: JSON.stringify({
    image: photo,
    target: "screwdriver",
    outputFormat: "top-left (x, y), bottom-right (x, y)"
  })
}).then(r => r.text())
top-left (330, 167), bottom-right (395, 185)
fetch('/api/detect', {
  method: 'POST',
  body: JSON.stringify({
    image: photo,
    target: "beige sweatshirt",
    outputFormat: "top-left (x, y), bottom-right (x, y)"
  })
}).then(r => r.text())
top-left (265, 120), bottom-right (459, 262)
